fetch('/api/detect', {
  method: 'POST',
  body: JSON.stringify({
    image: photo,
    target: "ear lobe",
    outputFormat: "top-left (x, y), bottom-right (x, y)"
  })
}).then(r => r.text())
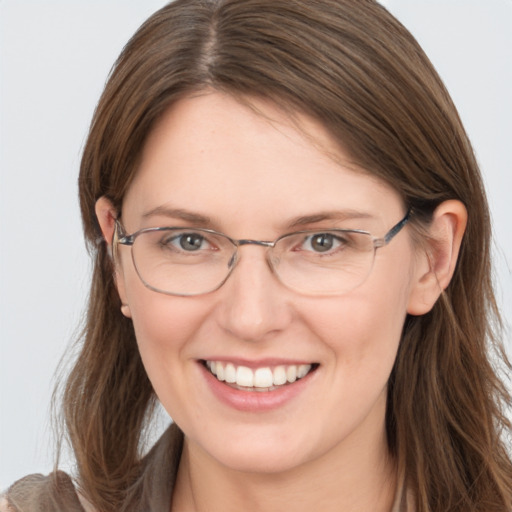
top-left (120, 304), bottom-right (132, 318)
top-left (95, 196), bottom-right (129, 307)
top-left (407, 200), bottom-right (467, 316)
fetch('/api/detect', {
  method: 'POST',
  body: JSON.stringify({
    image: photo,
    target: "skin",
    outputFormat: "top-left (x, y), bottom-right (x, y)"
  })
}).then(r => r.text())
top-left (96, 91), bottom-right (467, 512)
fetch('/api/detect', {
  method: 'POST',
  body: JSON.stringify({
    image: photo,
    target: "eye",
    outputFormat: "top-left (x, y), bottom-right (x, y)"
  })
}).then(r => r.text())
top-left (162, 232), bottom-right (211, 252)
top-left (304, 232), bottom-right (345, 253)
top-left (179, 233), bottom-right (206, 251)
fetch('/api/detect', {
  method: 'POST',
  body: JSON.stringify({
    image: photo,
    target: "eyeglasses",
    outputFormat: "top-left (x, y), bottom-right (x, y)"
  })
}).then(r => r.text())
top-left (114, 210), bottom-right (411, 297)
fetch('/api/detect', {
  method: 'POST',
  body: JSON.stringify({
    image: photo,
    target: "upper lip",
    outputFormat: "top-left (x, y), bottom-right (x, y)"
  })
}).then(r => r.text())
top-left (200, 358), bottom-right (318, 369)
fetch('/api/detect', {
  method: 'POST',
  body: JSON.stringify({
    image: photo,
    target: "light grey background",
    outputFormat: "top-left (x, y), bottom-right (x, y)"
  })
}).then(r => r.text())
top-left (1, 0), bottom-right (511, 489)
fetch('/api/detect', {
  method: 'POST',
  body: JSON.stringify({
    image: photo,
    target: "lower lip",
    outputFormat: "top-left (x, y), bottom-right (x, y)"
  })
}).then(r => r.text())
top-left (200, 362), bottom-right (316, 412)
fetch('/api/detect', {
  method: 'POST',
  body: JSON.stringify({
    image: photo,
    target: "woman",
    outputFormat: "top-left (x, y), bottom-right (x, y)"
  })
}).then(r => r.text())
top-left (3, 0), bottom-right (512, 511)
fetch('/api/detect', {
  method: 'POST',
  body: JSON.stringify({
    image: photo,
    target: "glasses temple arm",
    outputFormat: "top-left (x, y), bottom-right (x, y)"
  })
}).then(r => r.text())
top-left (383, 208), bottom-right (412, 245)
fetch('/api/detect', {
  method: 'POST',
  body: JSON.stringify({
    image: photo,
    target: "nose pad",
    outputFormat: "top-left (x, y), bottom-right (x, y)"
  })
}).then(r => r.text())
top-left (216, 248), bottom-right (292, 343)
top-left (227, 252), bottom-right (237, 269)
top-left (267, 252), bottom-right (281, 271)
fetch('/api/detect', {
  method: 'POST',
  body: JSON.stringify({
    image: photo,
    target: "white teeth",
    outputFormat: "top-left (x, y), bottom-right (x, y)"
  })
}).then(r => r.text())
top-left (225, 363), bottom-right (236, 383)
top-left (206, 361), bottom-right (313, 389)
top-left (273, 365), bottom-right (287, 386)
top-left (216, 363), bottom-right (225, 382)
top-left (254, 368), bottom-right (273, 388)
top-left (286, 365), bottom-right (297, 383)
top-left (236, 366), bottom-right (254, 387)
top-left (297, 364), bottom-right (310, 379)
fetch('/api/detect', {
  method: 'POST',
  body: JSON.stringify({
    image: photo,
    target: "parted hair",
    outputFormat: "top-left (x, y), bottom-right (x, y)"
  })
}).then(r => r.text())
top-left (63, 0), bottom-right (512, 510)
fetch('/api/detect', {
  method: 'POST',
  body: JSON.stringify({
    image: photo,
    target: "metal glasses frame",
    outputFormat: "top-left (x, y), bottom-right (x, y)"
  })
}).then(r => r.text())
top-left (113, 209), bottom-right (412, 296)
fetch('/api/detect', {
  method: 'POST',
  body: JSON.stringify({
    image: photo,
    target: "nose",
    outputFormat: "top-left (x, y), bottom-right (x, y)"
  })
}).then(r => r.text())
top-left (215, 246), bottom-right (293, 343)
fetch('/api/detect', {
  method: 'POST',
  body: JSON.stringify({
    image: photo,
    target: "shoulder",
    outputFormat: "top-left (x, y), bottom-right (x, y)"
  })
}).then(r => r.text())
top-left (2, 471), bottom-right (87, 512)
top-left (1, 423), bottom-right (183, 512)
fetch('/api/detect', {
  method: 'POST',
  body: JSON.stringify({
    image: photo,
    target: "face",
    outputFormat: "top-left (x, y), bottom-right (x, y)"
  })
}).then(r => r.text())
top-left (104, 92), bottom-right (424, 475)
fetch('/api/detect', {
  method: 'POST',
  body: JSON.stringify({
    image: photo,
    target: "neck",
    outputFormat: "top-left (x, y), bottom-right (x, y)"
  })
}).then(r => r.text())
top-left (171, 410), bottom-right (397, 512)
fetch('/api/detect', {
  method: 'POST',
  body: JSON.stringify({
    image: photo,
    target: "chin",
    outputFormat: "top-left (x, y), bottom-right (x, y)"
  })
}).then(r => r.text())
top-left (192, 425), bottom-right (324, 475)
top-left (216, 446), bottom-right (307, 475)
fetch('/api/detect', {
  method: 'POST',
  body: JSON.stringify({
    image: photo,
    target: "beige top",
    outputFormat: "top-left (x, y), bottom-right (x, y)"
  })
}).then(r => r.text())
top-left (3, 424), bottom-right (412, 511)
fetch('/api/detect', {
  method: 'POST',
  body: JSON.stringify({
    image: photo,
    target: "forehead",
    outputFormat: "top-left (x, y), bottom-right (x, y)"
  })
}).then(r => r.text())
top-left (122, 91), bottom-right (403, 234)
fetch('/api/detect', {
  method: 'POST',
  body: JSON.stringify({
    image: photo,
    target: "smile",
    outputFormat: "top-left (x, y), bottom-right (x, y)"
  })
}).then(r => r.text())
top-left (204, 360), bottom-right (315, 391)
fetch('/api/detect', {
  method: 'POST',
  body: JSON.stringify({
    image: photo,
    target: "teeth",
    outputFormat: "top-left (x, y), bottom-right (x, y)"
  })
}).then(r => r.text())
top-left (286, 365), bottom-right (297, 383)
top-left (225, 363), bottom-right (236, 383)
top-left (273, 365), bottom-right (287, 386)
top-left (236, 366), bottom-right (254, 387)
top-left (206, 361), bottom-right (313, 389)
top-left (297, 364), bottom-right (310, 379)
top-left (216, 363), bottom-right (225, 381)
top-left (254, 368), bottom-right (273, 387)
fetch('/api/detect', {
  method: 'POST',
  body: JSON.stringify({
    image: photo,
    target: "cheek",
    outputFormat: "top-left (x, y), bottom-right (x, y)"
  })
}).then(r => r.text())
top-left (306, 252), bottom-right (413, 381)
top-left (126, 289), bottom-right (217, 423)
top-left (130, 295), bottom-right (208, 358)
top-left (122, 268), bottom-right (211, 384)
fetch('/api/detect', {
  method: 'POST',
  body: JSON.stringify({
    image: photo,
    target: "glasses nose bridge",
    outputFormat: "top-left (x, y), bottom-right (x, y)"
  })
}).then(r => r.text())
top-left (236, 239), bottom-right (275, 248)
top-left (228, 238), bottom-right (277, 274)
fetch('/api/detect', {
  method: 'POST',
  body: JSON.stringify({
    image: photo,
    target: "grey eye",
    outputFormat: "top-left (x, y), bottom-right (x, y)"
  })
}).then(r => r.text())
top-left (179, 233), bottom-right (205, 251)
top-left (310, 233), bottom-right (336, 252)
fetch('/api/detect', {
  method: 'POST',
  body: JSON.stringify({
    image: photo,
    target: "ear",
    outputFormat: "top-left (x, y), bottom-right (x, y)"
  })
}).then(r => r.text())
top-left (95, 196), bottom-right (117, 251)
top-left (407, 200), bottom-right (467, 316)
top-left (95, 196), bottom-right (132, 318)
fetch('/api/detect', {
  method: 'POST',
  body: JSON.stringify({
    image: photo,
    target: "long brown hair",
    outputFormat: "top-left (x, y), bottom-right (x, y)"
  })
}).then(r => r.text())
top-left (63, 0), bottom-right (512, 510)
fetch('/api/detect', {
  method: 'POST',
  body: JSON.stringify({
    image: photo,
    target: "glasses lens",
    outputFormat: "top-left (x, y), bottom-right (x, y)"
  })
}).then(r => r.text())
top-left (131, 228), bottom-right (235, 295)
top-left (128, 227), bottom-right (376, 296)
top-left (273, 230), bottom-right (375, 295)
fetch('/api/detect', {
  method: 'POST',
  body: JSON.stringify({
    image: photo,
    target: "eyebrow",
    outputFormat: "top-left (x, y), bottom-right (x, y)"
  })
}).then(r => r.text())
top-left (142, 205), bottom-right (375, 230)
top-left (142, 206), bottom-right (213, 226)
top-left (285, 210), bottom-right (374, 229)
